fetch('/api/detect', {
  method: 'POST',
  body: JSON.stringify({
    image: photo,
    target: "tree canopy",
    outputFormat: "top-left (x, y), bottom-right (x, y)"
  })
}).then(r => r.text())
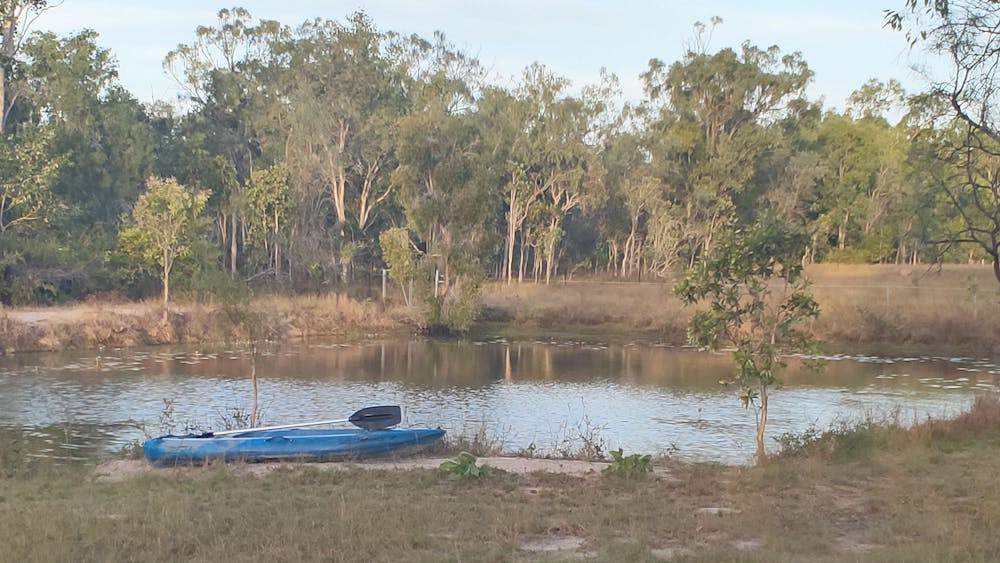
top-left (0, 6), bottom-right (993, 318)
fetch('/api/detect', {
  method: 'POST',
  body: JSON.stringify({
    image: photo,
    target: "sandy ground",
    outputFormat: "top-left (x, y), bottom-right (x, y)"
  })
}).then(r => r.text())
top-left (94, 456), bottom-right (676, 482)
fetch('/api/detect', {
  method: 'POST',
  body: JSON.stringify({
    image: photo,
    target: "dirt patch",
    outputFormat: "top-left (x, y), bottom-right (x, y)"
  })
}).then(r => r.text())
top-left (94, 459), bottom-right (150, 482)
top-left (5, 304), bottom-right (155, 325)
top-left (652, 546), bottom-right (694, 560)
top-left (518, 534), bottom-right (586, 553)
top-left (93, 456), bottom-right (663, 482)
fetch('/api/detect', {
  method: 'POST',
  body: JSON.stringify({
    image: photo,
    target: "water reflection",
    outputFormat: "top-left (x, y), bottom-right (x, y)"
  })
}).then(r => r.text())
top-left (0, 339), bottom-right (997, 464)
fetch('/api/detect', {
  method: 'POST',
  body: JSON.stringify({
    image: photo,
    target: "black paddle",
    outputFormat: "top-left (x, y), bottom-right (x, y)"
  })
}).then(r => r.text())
top-left (203, 405), bottom-right (402, 437)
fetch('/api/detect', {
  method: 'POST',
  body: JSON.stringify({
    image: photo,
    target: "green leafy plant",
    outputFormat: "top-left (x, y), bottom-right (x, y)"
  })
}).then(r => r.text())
top-left (675, 212), bottom-right (821, 462)
top-left (602, 448), bottom-right (653, 479)
top-left (439, 451), bottom-right (490, 480)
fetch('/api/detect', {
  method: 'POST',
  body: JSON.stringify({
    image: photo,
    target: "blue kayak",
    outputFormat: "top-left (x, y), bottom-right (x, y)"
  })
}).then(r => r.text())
top-left (143, 427), bottom-right (445, 466)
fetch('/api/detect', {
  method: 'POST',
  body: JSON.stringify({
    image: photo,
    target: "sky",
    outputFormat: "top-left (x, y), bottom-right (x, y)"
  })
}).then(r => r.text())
top-left (34, 0), bottom-right (935, 112)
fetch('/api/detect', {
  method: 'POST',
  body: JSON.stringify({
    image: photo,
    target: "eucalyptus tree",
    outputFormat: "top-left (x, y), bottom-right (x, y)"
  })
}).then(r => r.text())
top-left (243, 164), bottom-right (292, 279)
top-left (279, 13), bottom-right (406, 232)
top-left (393, 104), bottom-right (492, 331)
top-left (260, 12), bottom-right (410, 285)
top-left (499, 63), bottom-right (608, 284)
top-left (391, 37), bottom-right (497, 332)
top-left (815, 113), bottom-right (883, 256)
top-left (0, 0), bottom-right (52, 133)
top-left (600, 112), bottom-right (686, 280)
top-left (165, 8), bottom-right (286, 278)
top-left (640, 41), bottom-right (813, 266)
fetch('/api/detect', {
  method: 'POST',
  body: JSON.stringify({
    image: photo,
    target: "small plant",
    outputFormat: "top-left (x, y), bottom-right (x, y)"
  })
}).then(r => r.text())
top-left (554, 412), bottom-right (607, 460)
top-left (439, 451), bottom-right (490, 480)
top-left (118, 439), bottom-right (145, 460)
top-left (153, 398), bottom-right (203, 436)
top-left (602, 448), bottom-right (653, 479)
top-left (215, 405), bottom-right (258, 431)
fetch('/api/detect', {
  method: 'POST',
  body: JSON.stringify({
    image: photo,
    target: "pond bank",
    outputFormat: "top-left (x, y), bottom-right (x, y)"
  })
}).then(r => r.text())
top-left (2, 264), bottom-right (999, 356)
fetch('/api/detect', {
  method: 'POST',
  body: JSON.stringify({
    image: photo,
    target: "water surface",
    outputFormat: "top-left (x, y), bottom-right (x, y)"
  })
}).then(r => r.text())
top-left (1, 338), bottom-right (996, 464)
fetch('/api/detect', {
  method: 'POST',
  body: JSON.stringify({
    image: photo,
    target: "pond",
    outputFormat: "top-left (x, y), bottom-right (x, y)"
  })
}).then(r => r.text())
top-left (1, 337), bottom-right (997, 464)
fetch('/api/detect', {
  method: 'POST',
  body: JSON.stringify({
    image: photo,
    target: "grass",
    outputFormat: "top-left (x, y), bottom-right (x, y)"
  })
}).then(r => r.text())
top-left (481, 263), bottom-right (1000, 354)
top-left (0, 293), bottom-right (412, 353)
top-left (2, 263), bottom-right (998, 354)
top-left (5, 396), bottom-right (1000, 561)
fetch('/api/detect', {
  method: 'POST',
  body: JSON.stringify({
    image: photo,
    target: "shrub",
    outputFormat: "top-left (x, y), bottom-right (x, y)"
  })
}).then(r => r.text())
top-left (439, 451), bottom-right (490, 480)
top-left (602, 448), bottom-right (652, 479)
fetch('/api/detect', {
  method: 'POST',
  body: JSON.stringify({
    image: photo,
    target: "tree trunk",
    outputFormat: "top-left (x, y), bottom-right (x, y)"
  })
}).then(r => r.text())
top-left (504, 190), bottom-right (518, 284)
top-left (249, 345), bottom-right (259, 428)
top-left (162, 249), bottom-right (171, 307)
top-left (161, 249), bottom-right (171, 325)
top-left (0, 57), bottom-right (5, 134)
top-left (0, 14), bottom-right (11, 135)
top-left (756, 384), bottom-right (769, 464)
top-left (273, 209), bottom-right (280, 280)
top-left (230, 214), bottom-right (237, 275)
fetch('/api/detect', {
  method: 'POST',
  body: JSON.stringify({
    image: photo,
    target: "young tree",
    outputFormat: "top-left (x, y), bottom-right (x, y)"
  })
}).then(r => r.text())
top-left (119, 176), bottom-right (208, 310)
top-left (675, 213), bottom-right (819, 462)
top-left (379, 227), bottom-right (416, 306)
top-left (244, 164), bottom-right (292, 279)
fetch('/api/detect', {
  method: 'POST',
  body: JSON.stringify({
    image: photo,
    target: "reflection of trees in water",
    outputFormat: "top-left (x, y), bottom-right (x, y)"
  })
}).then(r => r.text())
top-left (1, 339), bottom-right (988, 391)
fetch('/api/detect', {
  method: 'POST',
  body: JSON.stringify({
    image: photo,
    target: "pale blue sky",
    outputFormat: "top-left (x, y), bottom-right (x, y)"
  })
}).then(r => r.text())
top-left (38, 1), bottom-right (932, 111)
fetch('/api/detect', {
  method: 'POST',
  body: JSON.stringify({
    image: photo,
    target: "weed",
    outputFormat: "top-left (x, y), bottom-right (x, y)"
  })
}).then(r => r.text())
top-left (602, 448), bottom-right (653, 479)
top-left (555, 413), bottom-right (607, 460)
top-left (118, 439), bottom-right (145, 460)
top-left (515, 442), bottom-right (538, 457)
top-left (439, 451), bottom-right (491, 480)
top-left (438, 420), bottom-right (506, 457)
top-left (153, 398), bottom-right (203, 436)
top-left (774, 419), bottom-right (882, 461)
top-left (214, 405), bottom-right (259, 431)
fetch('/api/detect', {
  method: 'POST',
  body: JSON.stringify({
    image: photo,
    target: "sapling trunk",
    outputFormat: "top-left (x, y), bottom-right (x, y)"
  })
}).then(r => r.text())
top-left (250, 344), bottom-right (259, 428)
top-left (757, 384), bottom-right (769, 462)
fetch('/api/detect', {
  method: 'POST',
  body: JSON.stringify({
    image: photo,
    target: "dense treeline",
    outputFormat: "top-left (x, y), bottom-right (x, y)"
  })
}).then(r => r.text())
top-left (0, 6), bottom-right (992, 329)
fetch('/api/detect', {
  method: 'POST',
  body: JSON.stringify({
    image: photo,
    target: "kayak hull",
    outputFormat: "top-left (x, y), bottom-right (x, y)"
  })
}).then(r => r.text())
top-left (143, 427), bottom-right (445, 466)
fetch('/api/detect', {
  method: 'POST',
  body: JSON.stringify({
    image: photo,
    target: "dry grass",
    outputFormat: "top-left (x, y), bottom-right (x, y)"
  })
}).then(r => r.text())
top-left (0, 294), bottom-right (414, 353)
top-left (482, 264), bottom-right (1000, 354)
top-left (480, 279), bottom-right (690, 342)
top-left (4, 396), bottom-right (1000, 561)
top-left (1, 264), bottom-right (998, 354)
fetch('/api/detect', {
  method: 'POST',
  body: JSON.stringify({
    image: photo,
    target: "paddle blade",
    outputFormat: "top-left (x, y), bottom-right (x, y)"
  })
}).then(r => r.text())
top-left (348, 405), bottom-right (401, 430)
